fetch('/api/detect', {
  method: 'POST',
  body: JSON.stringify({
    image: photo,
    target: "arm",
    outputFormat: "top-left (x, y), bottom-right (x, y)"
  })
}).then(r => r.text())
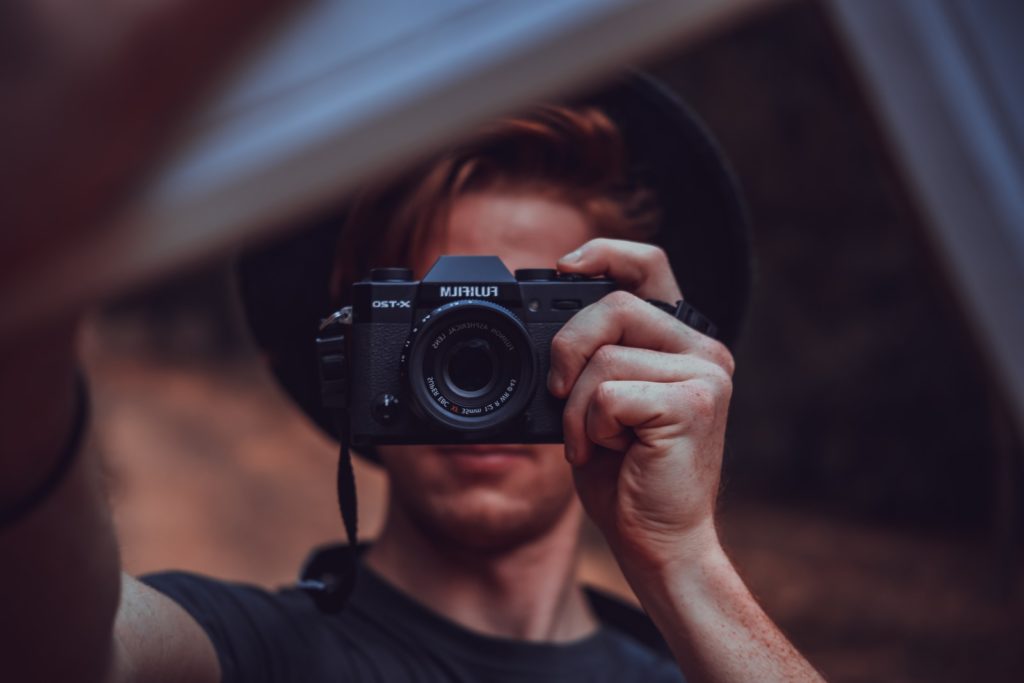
top-left (1, 2), bottom-right (291, 680)
top-left (2, 0), bottom-right (292, 258)
top-left (0, 324), bottom-right (120, 683)
top-left (550, 238), bottom-right (824, 682)
top-left (618, 531), bottom-right (820, 682)
top-left (0, 326), bottom-right (220, 683)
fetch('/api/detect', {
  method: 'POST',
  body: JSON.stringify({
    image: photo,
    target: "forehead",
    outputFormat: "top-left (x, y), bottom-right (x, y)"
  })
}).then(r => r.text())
top-left (413, 191), bottom-right (593, 276)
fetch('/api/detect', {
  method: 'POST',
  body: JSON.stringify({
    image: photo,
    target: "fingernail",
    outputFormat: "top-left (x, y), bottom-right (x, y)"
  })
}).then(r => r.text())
top-left (564, 446), bottom-right (575, 464)
top-left (559, 249), bottom-right (582, 264)
top-left (547, 372), bottom-right (562, 396)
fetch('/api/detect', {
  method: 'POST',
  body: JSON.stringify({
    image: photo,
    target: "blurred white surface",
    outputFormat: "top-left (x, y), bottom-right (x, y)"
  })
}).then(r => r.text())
top-left (828, 0), bottom-right (1024, 434)
top-left (2, 0), bottom-right (772, 332)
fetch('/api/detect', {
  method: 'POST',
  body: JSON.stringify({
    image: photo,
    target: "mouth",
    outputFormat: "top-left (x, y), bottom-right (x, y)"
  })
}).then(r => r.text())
top-left (435, 444), bottom-right (534, 473)
top-left (437, 445), bottom-right (533, 457)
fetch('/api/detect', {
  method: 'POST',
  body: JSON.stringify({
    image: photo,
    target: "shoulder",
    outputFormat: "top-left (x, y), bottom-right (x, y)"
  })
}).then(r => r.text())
top-left (142, 570), bottom-right (319, 630)
top-left (141, 571), bottom-right (323, 683)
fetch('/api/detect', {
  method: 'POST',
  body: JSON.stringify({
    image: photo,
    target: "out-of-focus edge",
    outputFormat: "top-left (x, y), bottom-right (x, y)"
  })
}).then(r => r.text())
top-left (1, 0), bottom-right (773, 334)
top-left (824, 0), bottom-right (1024, 437)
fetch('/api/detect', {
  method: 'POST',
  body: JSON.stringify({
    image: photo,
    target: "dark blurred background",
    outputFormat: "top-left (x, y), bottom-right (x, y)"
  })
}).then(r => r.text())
top-left (83, 1), bottom-right (1023, 681)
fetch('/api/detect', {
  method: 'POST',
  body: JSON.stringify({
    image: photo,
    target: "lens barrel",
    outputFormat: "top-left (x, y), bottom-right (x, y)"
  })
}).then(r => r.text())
top-left (402, 300), bottom-right (535, 434)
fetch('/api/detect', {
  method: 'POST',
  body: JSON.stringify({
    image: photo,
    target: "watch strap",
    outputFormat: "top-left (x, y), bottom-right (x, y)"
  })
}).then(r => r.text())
top-left (646, 299), bottom-right (719, 340)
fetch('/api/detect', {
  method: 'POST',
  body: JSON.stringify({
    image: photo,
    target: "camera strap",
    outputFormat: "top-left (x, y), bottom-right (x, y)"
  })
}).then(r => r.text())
top-left (331, 428), bottom-right (361, 609)
top-left (302, 310), bottom-right (360, 613)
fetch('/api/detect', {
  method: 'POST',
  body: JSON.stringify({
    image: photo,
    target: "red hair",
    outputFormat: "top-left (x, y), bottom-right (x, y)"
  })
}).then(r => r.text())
top-left (330, 105), bottom-right (658, 303)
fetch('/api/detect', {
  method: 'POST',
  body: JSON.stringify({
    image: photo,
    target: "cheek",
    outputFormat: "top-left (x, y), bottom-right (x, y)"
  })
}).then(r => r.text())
top-left (531, 444), bottom-right (572, 484)
top-left (375, 445), bottom-right (436, 489)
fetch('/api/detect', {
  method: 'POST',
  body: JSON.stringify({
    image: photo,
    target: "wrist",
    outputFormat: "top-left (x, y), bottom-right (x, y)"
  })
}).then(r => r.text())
top-left (613, 517), bottom-right (724, 583)
top-left (0, 370), bottom-right (89, 528)
top-left (620, 530), bottom-right (740, 635)
top-left (0, 319), bottom-right (81, 503)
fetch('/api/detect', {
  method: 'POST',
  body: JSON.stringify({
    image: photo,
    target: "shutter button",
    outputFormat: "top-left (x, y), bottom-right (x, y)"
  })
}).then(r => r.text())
top-left (514, 268), bottom-right (557, 281)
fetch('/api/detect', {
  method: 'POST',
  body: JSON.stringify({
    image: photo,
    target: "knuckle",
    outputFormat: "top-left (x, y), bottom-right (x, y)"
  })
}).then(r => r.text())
top-left (701, 339), bottom-right (735, 375)
top-left (550, 330), bottom-right (573, 358)
top-left (604, 289), bottom-right (638, 311)
top-left (703, 368), bottom-right (733, 407)
top-left (679, 382), bottom-right (718, 422)
top-left (714, 345), bottom-right (736, 376)
top-left (707, 364), bottom-right (733, 394)
top-left (641, 244), bottom-right (669, 267)
top-left (590, 345), bottom-right (619, 372)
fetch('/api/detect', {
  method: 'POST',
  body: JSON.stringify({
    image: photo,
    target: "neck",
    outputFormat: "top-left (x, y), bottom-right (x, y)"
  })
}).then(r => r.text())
top-left (364, 498), bottom-right (597, 643)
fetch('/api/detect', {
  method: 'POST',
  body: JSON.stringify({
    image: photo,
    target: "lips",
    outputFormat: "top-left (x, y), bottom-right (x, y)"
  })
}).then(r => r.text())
top-left (436, 444), bottom-right (533, 474)
top-left (437, 445), bottom-right (533, 458)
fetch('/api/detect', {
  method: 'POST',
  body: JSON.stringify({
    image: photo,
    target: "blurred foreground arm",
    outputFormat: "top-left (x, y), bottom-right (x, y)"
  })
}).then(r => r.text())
top-left (0, 326), bottom-right (220, 683)
top-left (0, 2), bottom-right (292, 681)
top-left (552, 239), bottom-right (825, 682)
top-left (0, 0), bottom-right (291, 277)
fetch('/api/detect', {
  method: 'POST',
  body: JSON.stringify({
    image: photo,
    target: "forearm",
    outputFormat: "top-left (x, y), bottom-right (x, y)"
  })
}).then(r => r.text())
top-left (2, 0), bottom-right (293, 265)
top-left (0, 324), bottom-right (122, 683)
top-left (619, 530), bottom-right (824, 683)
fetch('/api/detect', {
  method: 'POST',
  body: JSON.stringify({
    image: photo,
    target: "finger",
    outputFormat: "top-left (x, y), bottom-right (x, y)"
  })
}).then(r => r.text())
top-left (580, 380), bottom-right (719, 465)
top-left (548, 290), bottom-right (733, 397)
top-left (557, 238), bottom-right (683, 301)
top-left (562, 346), bottom-right (728, 465)
top-left (584, 381), bottom-right (669, 461)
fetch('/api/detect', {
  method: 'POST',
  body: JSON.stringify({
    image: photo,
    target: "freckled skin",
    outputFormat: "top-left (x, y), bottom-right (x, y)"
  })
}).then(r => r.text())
top-left (369, 191), bottom-right (825, 681)
top-left (550, 236), bottom-right (825, 681)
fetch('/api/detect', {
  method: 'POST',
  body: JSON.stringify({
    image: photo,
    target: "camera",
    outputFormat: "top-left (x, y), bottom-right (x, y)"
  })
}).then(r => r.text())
top-left (317, 255), bottom-right (615, 449)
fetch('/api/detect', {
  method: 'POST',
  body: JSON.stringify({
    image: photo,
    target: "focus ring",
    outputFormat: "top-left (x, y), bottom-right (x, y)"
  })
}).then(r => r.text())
top-left (401, 299), bottom-right (536, 434)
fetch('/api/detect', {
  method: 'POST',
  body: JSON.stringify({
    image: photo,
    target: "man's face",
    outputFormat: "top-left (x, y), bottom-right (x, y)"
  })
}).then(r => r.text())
top-left (376, 190), bottom-right (593, 551)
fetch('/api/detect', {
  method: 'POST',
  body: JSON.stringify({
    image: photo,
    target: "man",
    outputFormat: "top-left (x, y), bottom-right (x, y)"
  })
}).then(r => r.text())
top-left (0, 33), bottom-right (823, 681)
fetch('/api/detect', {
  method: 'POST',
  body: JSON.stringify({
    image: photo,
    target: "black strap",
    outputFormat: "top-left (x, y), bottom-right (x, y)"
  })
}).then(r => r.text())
top-left (303, 319), bottom-right (360, 613)
top-left (646, 298), bottom-right (719, 340)
top-left (335, 428), bottom-right (360, 600)
top-left (297, 425), bottom-right (359, 613)
top-left (0, 372), bottom-right (89, 529)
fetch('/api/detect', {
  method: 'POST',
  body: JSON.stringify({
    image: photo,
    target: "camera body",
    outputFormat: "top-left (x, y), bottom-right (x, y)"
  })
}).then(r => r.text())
top-left (319, 255), bottom-right (614, 450)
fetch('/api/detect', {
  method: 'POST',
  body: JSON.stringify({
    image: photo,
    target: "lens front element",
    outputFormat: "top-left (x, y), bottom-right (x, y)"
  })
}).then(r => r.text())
top-left (404, 300), bottom-right (535, 434)
top-left (443, 338), bottom-right (497, 396)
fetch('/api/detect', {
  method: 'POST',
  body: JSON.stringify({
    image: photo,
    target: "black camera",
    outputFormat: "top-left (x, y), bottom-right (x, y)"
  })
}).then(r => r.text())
top-left (316, 255), bottom-right (615, 449)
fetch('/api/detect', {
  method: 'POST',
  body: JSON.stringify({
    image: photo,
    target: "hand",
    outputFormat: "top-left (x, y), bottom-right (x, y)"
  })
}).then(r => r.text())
top-left (548, 238), bottom-right (735, 574)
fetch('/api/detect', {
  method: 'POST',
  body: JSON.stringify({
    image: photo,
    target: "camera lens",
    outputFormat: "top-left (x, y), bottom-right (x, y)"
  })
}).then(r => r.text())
top-left (403, 300), bottom-right (536, 434)
top-left (443, 338), bottom-right (496, 396)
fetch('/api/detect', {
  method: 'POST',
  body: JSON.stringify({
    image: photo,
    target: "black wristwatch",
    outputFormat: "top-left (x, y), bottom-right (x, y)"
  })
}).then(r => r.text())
top-left (0, 372), bottom-right (90, 529)
top-left (646, 299), bottom-right (719, 340)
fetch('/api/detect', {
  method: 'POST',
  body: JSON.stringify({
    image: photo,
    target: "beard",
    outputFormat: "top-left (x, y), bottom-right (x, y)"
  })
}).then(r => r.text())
top-left (378, 443), bottom-right (580, 555)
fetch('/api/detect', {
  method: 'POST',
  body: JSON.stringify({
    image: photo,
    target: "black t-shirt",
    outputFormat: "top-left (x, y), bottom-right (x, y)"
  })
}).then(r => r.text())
top-left (143, 561), bottom-right (684, 683)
